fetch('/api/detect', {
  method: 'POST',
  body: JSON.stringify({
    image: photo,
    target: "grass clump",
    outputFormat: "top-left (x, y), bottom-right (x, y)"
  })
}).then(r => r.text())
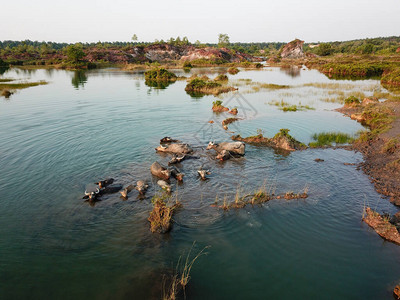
top-left (227, 67), bottom-right (239, 75)
top-left (148, 193), bottom-right (181, 234)
top-left (381, 138), bottom-right (399, 154)
top-left (0, 78), bottom-right (14, 83)
top-left (186, 78), bottom-right (236, 96)
top-left (214, 74), bottom-right (228, 82)
top-left (361, 104), bottom-right (394, 135)
top-left (344, 96), bottom-right (360, 105)
top-left (281, 105), bottom-right (298, 112)
top-left (145, 68), bottom-right (177, 82)
top-left (259, 83), bottom-right (290, 90)
top-left (309, 132), bottom-right (353, 147)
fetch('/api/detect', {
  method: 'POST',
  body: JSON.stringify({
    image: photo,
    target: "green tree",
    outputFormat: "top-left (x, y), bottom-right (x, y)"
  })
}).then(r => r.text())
top-left (66, 43), bottom-right (85, 62)
top-left (131, 34), bottom-right (138, 42)
top-left (316, 43), bottom-right (332, 56)
top-left (218, 33), bottom-right (230, 48)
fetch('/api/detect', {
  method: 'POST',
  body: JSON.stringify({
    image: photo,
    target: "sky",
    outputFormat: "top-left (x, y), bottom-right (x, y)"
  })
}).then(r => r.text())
top-left (1, 0), bottom-right (400, 44)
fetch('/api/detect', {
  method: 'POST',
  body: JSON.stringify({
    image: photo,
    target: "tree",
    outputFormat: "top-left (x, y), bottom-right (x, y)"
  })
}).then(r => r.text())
top-left (316, 43), bottom-right (332, 56)
top-left (218, 34), bottom-right (230, 48)
top-left (66, 43), bottom-right (85, 62)
top-left (131, 34), bottom-right (138, 42)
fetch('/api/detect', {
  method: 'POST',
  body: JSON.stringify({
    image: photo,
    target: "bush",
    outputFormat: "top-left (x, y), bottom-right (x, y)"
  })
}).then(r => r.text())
top-left (316, 43), bottom-right (333, 56)
top-left (144, 68), bottom-right (177, 82)
top-left (183, 61), bottom-right (193, 68)
top-left (65, 44), bottom-right (85, 62)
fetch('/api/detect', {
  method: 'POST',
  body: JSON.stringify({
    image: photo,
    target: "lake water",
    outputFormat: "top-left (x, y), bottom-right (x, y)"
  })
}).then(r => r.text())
top-left (1, 66), bottom-right (400, 299)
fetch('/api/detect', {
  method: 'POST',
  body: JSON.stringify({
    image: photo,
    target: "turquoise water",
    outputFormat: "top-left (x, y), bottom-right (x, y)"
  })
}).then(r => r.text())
top-left (1, 67), bottom-right (399, 299)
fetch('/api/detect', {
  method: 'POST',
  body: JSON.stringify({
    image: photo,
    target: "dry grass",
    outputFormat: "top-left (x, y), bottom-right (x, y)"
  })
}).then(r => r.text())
top-left (148, 193), bottom-right (181, 234)
top-left (163, 242), bottom-right (210, 299)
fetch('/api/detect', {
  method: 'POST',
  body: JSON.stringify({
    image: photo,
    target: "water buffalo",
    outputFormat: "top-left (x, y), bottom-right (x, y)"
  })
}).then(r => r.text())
top-left (151, 162), bottom-right (171, 180)
top-left (155, 143), bottom-right (193, 155)
top-left (206, 141), bottom-right (245, 156)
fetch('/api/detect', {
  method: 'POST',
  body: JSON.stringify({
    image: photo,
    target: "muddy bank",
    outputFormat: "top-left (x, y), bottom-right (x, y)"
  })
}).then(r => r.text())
top-left (362, 207), bottom-right (400, 245)
top-left (336, 99), bottom-right (400, 205)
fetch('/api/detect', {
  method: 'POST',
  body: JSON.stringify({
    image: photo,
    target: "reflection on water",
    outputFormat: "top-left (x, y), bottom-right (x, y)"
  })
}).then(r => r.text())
top-left (0, 66), bottom-right (9, 75)
top-left (71, 70), bottom-right (87, 89)
top-left (144, 78), bottom-right (176, 89)
top-left (281, 65), bottom-right (301, 77)
top-left (0, 66), bottom-right (399, 299)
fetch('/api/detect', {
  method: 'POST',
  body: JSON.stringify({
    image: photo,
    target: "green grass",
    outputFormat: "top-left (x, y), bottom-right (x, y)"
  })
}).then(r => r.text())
top-left (309, 132), bottom-right (353, 147)
top-left (0, 79), bottom-right (14, 83)
top-left (281, 105), bottom-right (298, 112)
top-left (0, 80), bottom-right (48, 90)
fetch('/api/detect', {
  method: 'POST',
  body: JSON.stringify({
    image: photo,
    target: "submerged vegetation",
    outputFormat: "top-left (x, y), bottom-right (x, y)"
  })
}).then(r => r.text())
top-left (163, 243), bottom-right (210, 299)
top-left (268, 101), bottom-right (315, 112)
top-left (212, 182), bottom-right (308, 210)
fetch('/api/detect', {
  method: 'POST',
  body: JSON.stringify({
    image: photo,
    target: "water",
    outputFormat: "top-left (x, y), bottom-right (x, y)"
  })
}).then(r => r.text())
top-left (1, 66), bottom-right (399, 299)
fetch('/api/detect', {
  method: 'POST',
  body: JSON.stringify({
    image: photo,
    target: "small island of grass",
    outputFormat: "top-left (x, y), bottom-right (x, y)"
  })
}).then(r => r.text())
top-left (185, 78), bottom-right (236, 96)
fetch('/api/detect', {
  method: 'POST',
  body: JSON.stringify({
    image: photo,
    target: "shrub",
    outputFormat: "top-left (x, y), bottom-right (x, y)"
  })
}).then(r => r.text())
top-left (183, 61), bottom-right (193, 68)
top-left (144, 68), bottom-right (177, 82)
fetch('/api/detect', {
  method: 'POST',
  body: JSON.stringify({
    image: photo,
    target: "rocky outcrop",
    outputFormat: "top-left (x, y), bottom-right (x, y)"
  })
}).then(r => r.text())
top-left (280, 39), bottom-right (305, 59)
top-left (129, 44), bottom-right (261, 63)
top-left (232, 129), bottom-right (307, 152)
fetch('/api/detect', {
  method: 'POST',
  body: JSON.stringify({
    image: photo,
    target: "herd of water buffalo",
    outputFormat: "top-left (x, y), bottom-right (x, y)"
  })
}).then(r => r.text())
top-left (82, 137), bottom-right (246, 203)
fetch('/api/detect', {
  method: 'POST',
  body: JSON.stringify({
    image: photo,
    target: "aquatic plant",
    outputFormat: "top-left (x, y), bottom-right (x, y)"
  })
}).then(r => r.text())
top-left (309, 132), bottom-right (354, 147)
top-left (163, 242), bottom-right (210, 299)
top-left (281, 105), bottom-right (298, 112)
